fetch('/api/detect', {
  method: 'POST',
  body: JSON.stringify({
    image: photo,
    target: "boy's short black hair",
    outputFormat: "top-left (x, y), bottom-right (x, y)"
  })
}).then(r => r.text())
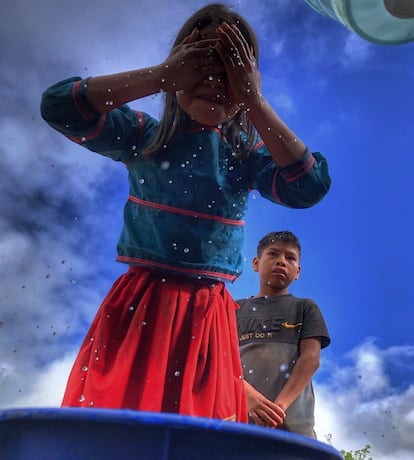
top-left (257, 231), bottom-right (301, 257)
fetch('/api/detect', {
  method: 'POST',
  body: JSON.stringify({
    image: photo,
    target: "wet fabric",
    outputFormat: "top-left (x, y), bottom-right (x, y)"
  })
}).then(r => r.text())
top-left (40, 77), bottom-right (331, 283)
top-left (62, 267), bottom-right (247, 422)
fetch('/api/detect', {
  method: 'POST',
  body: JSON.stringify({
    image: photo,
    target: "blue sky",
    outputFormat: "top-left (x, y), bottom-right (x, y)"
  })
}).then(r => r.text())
top-left (1, 1), bottom-right (413, 458)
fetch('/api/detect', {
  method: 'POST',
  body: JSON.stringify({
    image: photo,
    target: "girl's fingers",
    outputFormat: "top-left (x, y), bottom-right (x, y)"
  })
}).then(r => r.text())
top-left (229, 24), bottom-right (251, 58)
top-left (217, 22), bottom-right (250, 63)
top-left (182, 27), bottom-right (200, 44)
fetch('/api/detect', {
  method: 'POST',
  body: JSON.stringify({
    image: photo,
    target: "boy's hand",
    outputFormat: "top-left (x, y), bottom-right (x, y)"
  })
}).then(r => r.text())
top-left (244, 381), bottom-right (286, 428)
top-left (215, 22), bottom-right (262, 109)
top-left (160, 29), bottom-right (225, 93)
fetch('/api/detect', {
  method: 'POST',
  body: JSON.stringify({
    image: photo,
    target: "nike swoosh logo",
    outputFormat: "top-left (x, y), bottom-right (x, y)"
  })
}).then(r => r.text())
top-left (282, 321), bottom-right (303, 329)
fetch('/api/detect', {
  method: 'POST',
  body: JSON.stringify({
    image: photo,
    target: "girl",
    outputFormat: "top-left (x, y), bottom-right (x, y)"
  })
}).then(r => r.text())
top-left (40, 3), bottom-right (331, 423)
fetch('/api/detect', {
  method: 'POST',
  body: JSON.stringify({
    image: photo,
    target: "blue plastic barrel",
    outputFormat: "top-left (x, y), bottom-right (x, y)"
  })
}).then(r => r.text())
top-left (0, 408), bottom-right (343, 459)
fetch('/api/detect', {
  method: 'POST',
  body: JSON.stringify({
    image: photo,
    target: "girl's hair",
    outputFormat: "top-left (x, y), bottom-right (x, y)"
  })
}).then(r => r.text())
top-left (143, 3), bottom-right (260, 159)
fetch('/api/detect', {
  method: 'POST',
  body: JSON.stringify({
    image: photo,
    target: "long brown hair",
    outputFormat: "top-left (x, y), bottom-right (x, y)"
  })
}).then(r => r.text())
top-left (144, 3), bottom-right (260, 159)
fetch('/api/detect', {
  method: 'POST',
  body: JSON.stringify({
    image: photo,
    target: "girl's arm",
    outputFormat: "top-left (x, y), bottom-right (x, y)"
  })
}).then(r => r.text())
top-left (86, 29), bottom-right (225, 113)
top-left (216, 22), bottom-right (307, 167)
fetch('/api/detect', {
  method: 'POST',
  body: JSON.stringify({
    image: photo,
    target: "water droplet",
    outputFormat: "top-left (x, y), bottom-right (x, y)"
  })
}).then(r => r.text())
top-left (82, 366), bottom-right (88, 372)
top-left (280, 363), bottom-right (288, 372)
top-left (174, 371), bottom-right (181, 377)
top-left (139, 178), bottom-right (145, 184)
top-left (183, 248), bottom-right (190, 253)
top-left (79, 394), bottom-right (85, 403)
top-left (248, 369), bottom-right (254, 374)
top-left (161, 161), bottom-right (170, 170)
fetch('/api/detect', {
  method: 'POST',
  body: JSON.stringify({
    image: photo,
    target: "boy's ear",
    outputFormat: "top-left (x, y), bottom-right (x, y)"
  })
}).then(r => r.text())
top-left (252, 256), bottom-right (259, 272)
top-left (294, 265), bottom-right (301, 280)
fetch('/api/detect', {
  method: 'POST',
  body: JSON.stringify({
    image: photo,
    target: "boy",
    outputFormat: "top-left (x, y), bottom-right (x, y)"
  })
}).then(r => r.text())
top-left (237, 231), bottom-right (330, 438)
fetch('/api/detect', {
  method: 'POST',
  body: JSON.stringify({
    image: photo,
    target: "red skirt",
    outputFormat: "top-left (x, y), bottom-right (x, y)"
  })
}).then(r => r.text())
top-left (62, 266), bottom-right (247, 422)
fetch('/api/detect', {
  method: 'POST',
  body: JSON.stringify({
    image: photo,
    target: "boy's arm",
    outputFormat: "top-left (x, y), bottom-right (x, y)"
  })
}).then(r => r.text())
top-left (274, 337), bottom-right (321, 411)
top-left (243, 380), bottom-right (286, 428)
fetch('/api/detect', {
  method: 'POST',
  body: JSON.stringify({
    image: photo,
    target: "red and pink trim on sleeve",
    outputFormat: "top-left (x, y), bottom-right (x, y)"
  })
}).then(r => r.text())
top-left (271, 152), bottom-right (315, 202)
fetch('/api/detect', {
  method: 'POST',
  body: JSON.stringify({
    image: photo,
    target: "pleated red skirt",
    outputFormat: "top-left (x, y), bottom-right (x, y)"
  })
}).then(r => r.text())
top-left (62, 266), bottom-right (247, 422)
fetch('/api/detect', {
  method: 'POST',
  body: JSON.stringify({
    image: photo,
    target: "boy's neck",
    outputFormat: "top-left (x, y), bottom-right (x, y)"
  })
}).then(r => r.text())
top-left (255, 288), bottom-right (290, 298)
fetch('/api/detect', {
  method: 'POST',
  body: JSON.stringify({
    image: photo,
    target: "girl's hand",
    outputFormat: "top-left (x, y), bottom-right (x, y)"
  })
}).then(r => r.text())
top-left (159, 29), bottom-right (225, 93)
top-left (215, 22), bottom-right (262, 109)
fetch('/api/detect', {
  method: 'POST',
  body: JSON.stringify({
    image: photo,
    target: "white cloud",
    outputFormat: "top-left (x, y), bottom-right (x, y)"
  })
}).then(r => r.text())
top-left (273, 92), bottom-right (295, 115)
top-left (315, 341), bottom-right (414, 459)
top-left (343, 33), bottom-right (372, 67)
top-left (1, 353), bottom-right (75, 409)
top-left (271, 39), bottom-right (285, 57)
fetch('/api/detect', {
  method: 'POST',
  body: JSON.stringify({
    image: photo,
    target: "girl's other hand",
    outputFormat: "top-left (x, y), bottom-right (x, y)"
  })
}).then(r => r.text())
top-left (215, 22), bottom-right (262, 109)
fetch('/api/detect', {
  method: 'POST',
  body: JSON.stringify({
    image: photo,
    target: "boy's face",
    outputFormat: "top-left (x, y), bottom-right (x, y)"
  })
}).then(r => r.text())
top-left (253, 241), bottom-right (301, 294)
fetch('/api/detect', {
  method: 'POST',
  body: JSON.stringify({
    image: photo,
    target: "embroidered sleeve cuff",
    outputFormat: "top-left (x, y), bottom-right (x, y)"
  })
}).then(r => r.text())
top-left (278, 148), bottom-right (316, 183)
top-left (71, 78), bottom-right (100, 120)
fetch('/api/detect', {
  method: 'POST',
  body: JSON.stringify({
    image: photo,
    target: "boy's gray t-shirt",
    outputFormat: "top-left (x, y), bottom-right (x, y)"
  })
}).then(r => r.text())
top-left (236, 294), bottom-right (330, 438)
